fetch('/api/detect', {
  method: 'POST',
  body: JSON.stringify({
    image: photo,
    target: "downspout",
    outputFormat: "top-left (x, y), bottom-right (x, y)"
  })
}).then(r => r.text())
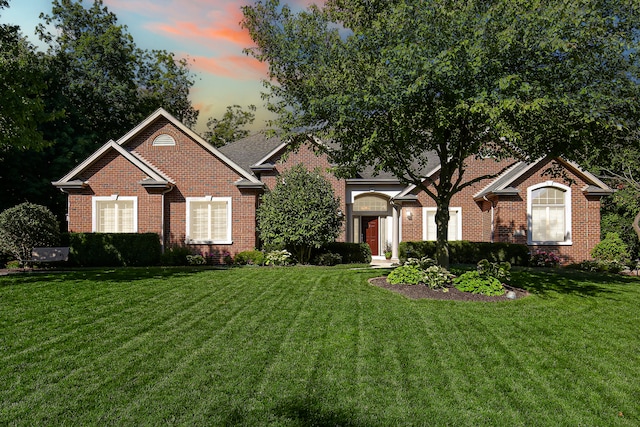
top-left (160, 186), bottom-right (173, 253)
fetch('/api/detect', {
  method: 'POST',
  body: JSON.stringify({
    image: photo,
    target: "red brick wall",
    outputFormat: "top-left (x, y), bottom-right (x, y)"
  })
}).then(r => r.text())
top-left (65, 117), bottom-right (260, 261)
top-left (493, 158), bottom-right (601, 263)
top-left (65, 150), bottom-right (164, 235)
top-left (401, 157), bottom-right (603, 263)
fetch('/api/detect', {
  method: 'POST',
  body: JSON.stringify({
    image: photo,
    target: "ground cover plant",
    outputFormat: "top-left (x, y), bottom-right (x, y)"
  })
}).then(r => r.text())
top-left (1, 267), bottom-right (639, 425)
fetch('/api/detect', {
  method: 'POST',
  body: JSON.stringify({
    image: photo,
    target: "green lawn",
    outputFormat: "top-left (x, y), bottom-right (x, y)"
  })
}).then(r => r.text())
top-left (1, 266), bottom-right (639, 426)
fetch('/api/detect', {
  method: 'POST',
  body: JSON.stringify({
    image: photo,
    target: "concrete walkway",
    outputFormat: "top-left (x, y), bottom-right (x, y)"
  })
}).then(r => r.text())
top-left (370, 258), bottom-right (397, 269)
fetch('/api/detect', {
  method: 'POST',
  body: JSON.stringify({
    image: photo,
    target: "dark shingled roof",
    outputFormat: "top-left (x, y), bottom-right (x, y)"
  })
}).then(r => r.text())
top-left (218, 133), bottom-right (284, 177)
top-left (219, 133), bottom-right (441, 182)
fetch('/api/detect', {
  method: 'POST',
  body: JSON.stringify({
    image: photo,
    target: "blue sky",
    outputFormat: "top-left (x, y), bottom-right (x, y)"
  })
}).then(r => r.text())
top-left (3, 0), bottom-right (314, 134)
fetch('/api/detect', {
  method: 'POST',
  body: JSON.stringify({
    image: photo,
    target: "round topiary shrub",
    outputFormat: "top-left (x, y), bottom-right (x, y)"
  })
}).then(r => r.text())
top-left (0, 202), bottom-right (60, 267)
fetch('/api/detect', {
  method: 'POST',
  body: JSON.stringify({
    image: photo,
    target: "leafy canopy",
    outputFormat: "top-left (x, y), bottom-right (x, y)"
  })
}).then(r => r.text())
top-left (257, 164), bottom-right (343, 264)
top-left (204, 104), bottom-right (257, 147)
top-left (0, 1), bottom-right (54, 153)
top-left (243, 0), bottom-right (640, 266)
top-left (0, 0), bottom-right (198, 219)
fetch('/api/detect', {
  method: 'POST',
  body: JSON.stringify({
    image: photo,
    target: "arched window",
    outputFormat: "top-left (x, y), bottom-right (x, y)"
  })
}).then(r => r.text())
top-left (353, 195), bottom-right (389, 213)
top-left (527, 183), bottom-right (572, 245)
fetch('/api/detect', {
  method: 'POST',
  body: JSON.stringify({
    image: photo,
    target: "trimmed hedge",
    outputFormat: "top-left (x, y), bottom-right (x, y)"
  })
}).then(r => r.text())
top-left (399, 240), bottom-right (530, 266)
top-left (67, 233), bottom-right (162, 267)
top-left (312, 242), bottom-right (372, 264)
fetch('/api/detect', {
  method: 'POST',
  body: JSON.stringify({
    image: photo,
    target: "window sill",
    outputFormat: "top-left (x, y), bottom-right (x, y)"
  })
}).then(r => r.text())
top-left (185, 240), bottom-right (233, 245)
top-left (528, 241), bottom-right (573, 246)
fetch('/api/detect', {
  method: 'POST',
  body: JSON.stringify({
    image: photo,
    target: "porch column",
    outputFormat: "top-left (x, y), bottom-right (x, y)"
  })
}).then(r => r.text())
top-left (391, 202), bottom-right (400, 262)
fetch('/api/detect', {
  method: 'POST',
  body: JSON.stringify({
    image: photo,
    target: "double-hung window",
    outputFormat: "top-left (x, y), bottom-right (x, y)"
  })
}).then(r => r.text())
top-left (422, 207), bottom-right (462, 241)
top-left (92, 196), bottom-right (137, 233)
top-left (528, 183), bottom-right (572, 245)
top-left (186, 197), bottom-right (232, 244)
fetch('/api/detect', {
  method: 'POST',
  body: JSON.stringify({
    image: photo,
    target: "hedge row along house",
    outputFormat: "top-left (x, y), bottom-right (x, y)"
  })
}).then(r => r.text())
top-left (53, 108), bottom-right (613, 263)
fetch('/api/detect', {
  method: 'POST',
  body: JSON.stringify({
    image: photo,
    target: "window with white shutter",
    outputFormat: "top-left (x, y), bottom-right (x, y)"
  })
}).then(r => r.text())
top-left (422, 207), bottom-right (462, 241)
top-left (186, 197), bottom-right (232, 243)
top-left (92, 197), bottom-right (137, 233)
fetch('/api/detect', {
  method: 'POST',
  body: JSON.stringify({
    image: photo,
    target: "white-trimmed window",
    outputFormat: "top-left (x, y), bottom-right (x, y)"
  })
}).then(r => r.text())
top-left (92, 196), bottom-right (137, 233)
top-left (422, 207), bottom-right (462, 241)
top-left (186, 197), bottom-right (232, 244)
top-left (527, 182), bottom-right (572, 245)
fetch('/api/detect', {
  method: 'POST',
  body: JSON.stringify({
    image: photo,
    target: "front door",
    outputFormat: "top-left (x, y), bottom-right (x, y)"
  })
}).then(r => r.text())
top-left (363, 216), bottom-right (379, 256)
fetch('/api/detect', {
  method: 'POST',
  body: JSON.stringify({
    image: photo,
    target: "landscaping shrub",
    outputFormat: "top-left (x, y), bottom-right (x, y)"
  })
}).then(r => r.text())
top-left (68, 233), bottom-right (161, 267)
top-left (571, 259), bottom-right (626, 274)
top-left (160, 245), bottom-right (192, 266)
top-left (313, 252), bottom-right (343, 266)
top-left (0, 202), bottom-right (60, 267)
top-left (234, 250), bottom-right (265, 266)
top-left (389, 257), bottom-right (454, 289)
top-left (257, 164), bottom-right (343, 264)
top-left (454, 271), bottom-right (505, 296)
top-left (265, 249), bottom-right (292, 266)
top-left (387, 264), bottom-right (427, 285)
top-left (476, 259), bottom-right (511, 283)
top-left (452, 259), bottom-right (510, 296)
top-left (591, 232), bottom-right (630, 265)
top-left (399, 241), bottom-right (529, 265)
top-left (529, 250), bottom-right (560, 267)
top-left (313, 242), bottom-right (372, 264)
top-left (186, 254), bottom-right (206, 265)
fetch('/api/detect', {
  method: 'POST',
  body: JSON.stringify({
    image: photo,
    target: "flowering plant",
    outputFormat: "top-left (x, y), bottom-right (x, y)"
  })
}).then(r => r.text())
top-left (530, 250), bottom-right (561, 267)
top-left (223, 251), bottom-right (234, 266)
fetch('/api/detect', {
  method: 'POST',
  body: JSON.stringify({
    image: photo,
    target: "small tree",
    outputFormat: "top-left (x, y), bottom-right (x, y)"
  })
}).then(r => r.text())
top-left (0, 202), bottom-right (60, 266)
top-left (257, 164), bottom-right (343, 263)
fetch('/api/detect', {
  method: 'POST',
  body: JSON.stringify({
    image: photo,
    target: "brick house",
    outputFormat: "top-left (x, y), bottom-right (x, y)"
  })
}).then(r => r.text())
top-left (53, 108), bottom-right (612, 263)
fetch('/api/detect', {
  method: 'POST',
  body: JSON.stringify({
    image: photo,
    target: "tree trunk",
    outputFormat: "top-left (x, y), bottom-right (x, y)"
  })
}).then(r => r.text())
top-left (435, 204), bottom-right (450, 268)
top-left (633, 210), bottom-right (640, 241)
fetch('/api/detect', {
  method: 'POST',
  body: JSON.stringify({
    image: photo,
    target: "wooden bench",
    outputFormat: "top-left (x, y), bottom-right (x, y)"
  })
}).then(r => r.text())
top-left (31, 247), bottom-right (70, 263)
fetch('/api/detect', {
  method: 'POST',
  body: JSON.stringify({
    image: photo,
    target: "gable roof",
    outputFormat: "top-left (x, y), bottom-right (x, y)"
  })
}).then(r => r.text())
top-left (53, 108), bottom-right (264, 190)
top-left (392, 156), bottom-right (613, 201)
top-left (472, 157), bottom-right (613, 200)
top-left (52, 140), bottom-right (172, 189)
top-left (218, 133), bottom-right (284, 177)
top-left (116, 108), bottom-right (262, 185)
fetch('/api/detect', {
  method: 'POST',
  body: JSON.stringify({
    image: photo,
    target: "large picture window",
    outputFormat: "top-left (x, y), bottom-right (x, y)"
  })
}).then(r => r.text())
top-left (186, 197), bottom-right (232, 244)
top-left (422, 207), bottom-right (462, 241)
top-left (92, 196), bottom-right (137, 233)
top-left (528, 183), bottom-right (572, 245)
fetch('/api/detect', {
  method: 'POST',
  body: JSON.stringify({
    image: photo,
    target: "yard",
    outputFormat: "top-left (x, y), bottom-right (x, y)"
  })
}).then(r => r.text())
top-left (1, 266), bottom-right (638, 426)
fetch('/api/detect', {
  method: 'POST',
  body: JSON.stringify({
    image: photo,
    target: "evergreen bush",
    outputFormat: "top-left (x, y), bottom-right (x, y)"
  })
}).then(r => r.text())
top-left (0, 202), bottom-right (60, 266)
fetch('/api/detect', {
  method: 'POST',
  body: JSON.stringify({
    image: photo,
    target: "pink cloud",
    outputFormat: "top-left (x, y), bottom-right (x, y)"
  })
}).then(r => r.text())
top-left (147, 20), bottom-right (253, 47)
top-left (190, 54), bottom-right (268, 80)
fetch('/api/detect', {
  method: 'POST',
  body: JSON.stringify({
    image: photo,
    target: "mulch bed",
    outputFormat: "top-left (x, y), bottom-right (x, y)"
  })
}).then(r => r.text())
top-left (369, 277), bottom-right (529, 302)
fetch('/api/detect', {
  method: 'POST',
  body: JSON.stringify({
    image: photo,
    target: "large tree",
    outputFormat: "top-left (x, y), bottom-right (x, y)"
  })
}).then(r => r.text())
top-left (242, 0), bottom-right (640, 266)
top-left (0, 1), bottom-right (53, 154)
top-left (0, 0), bottom-right (198, 218)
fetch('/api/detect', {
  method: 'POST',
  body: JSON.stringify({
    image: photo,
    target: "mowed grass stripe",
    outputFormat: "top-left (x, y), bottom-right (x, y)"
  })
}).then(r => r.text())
top-left (2, 266), bottom-right (640, 425)
top-left (111, 268), bottom-right (326, 424)
top-left (2, 270), bottom-right (249, 421)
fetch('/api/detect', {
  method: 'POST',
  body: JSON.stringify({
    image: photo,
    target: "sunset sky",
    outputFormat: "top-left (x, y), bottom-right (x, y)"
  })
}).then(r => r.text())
top-left (3, 0), bottom-right (314, 135)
